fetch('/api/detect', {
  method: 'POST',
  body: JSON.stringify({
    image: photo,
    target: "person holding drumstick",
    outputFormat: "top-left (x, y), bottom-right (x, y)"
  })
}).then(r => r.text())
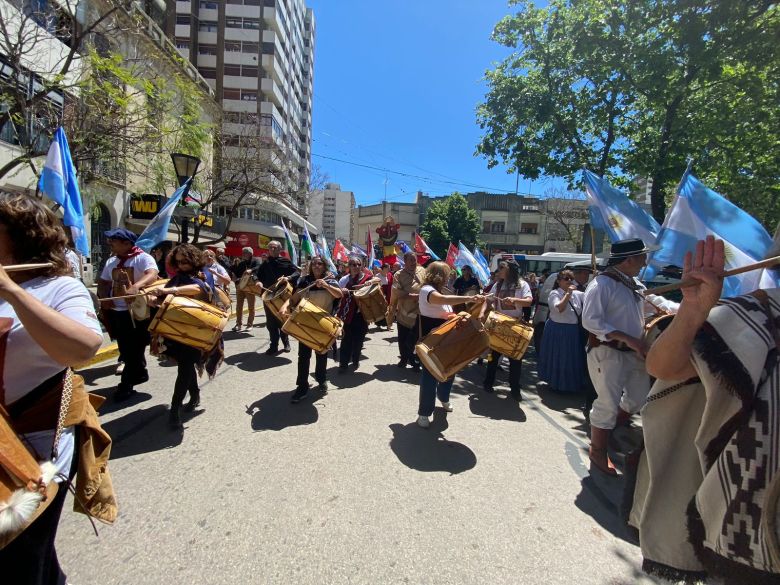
top-left (255, 240), bottom-right (299, 353)
top-left (229, 247), bottom-right (261, 332)
top-left (581, 238), bottom-right (677, 476)
top-left (149, 244), bottom-right (220, 430)
top-left (0, 193), bottom-right (114, 585)
top-left (337, 255), bottom-right (379, 373)
top-left (416, 261), bottom-right (485, 428)
top-left (482, 261), bottom-right (533, 400)
top-left (280, 255), bottom-right (343, 403)
top-left (97, 228), bottom-right (159, 402)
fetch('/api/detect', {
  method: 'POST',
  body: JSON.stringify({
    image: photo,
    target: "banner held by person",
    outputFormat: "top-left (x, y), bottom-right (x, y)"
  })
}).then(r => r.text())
top-left (136, 178), bottom-right (191, 251)
top-left (455, 242), bottom-right (489, 286)
top-left (280, 220), bottom-right (299, 265)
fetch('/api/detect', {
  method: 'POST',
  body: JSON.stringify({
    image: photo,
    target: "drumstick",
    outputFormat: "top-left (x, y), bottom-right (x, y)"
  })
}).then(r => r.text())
top-left (644, 255), bottom-right (780, 296)
top-left (2, 262), bottom-right (54, 272)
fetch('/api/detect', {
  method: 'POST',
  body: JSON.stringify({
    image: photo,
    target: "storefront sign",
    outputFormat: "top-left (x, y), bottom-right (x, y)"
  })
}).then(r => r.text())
top-left (130, 194), bottom-right (163, 219)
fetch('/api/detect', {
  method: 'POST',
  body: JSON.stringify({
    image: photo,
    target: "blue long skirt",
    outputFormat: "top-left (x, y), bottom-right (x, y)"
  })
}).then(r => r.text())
top-left (538, 320), bottom-right (586, 393)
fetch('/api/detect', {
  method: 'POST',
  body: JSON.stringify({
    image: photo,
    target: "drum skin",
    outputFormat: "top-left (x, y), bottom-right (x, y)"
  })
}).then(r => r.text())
top-left (354, 283), bottom-right (388, 323)
top-left (238, 273), bottom-right (262, 295)
top-left (282, 298), bottom-right (343, 354)
top-left (148, 295), bottom-right (228, 351)
top-left (415, 312), bottom-right (490, 382)
top-left (262, 279), bottom-right (293, 321)
top-left (129, 278), bottom-right (168, 321)
top-left (643, 313), bottom-right (674, 349)
top-left (483, 312), bottom-right (533, 360)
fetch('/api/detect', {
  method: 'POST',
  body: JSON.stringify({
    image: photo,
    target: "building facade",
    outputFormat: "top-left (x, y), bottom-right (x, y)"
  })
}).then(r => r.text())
top-left (308, 183), bottom-right (355, 244)
top-left (353, 201), bottom-right (419, 249)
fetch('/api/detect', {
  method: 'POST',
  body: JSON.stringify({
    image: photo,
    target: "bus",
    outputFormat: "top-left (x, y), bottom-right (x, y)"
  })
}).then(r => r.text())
top-left (489, 252), bottom-right (596, 276)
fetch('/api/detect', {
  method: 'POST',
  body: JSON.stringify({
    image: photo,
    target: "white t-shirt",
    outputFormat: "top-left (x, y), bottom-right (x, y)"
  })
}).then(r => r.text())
top-left (548, 288), bottom-right (584, 324)
top-left (65, 248), bottom-right (81, 280)
top-left (418, 285), bottom-right (453, 319)
top-left (207, 260), bottom-right (229, 282)
top-left (100, 251), bottom-right (158, 310)
top-left (489, 280), bottom-right (532, 319)
top-left (0, 276), bottom-right (103, 479)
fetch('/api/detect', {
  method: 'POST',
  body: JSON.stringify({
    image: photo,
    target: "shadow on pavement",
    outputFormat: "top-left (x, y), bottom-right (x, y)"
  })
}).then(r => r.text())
top-left (77, 363), bottom-right (117, 387)
top-left (371, 363), bottom-right (422, 384)
top-left (388, 410), bottom-right (477, 475)
top-left (224, 351), bottom-right (292, 372)
top-left (574, 474), bottom-right (639, 545)
top-left (536, 384), bottom-right (584, 413)
top-left (92, 388), bottom-right (153, 416)
top-left (327, 369), bottom-right (373, 389)
top-left (221, 330), bottom-right (255, 342)
top-left (102, 404), bottom-right (201, 458)
top-left (246, 391), bottom-right (318, 431)
top-left (468, 392), bottom-right (526, 423)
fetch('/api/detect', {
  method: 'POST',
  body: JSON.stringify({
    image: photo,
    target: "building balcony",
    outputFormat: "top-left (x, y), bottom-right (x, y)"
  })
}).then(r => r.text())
top-left (198, 8), bottom-right (218, 21)
top-left (222, 98), bottom-right (259, 113)
top-left (224, 75), bottom-right (258, 90)
top-left (176, 1), bottom-right (191, 13)
top-left (197, 54), bottom-right (217, 68)
top-left (224, 28), bottom-right (260, 42)
top-left (224, 51), bottom-right (262, 66)
top-left (225, 4), bottom-right (261, 19)
top-left (261, 78), bottom-right (284, 108)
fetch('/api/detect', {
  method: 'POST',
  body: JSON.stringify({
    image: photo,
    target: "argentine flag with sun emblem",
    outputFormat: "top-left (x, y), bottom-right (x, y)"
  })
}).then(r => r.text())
top-left (645, 170), bottom-right (779, 297)
top-left (583, 170), bottom-right (661, 246)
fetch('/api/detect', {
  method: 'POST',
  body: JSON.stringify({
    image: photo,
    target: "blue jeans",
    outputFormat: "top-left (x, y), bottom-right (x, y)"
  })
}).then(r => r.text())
top-left (418, 367), bottom-right (454, 416)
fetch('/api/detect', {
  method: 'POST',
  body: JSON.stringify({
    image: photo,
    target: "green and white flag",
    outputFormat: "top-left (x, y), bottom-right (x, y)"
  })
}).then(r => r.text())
top-left (301, 225), bottom-right (315, 258)
top-left (280, 220), bottom-right (299, 265)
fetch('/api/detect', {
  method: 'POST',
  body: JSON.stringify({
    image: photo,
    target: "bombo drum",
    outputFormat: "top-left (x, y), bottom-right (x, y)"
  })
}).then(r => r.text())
top-left (415, 312), bottom-right (490, 382)
top-left (129, 278), bottom-right (168, 321)
top-left (282, 298), bottom-right (343, 354)
top-left (353, 283), bottom-right (388, 323)
top-left (483, 312), bottom-right (533, 360)
top-left (148, 295), bottom-right (228, 351)
top-left (262, 278), bottom-right (293, 321)
top-left (643, 313), bottom-right (674, 349)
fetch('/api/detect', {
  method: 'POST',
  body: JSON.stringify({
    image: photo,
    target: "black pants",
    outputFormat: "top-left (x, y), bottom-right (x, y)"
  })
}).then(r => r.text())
top-left (106, 310), bottom-right (149, 391)
top-left (2, 434), bottom-right (79, 585)
top-left (397, 319), bottom-right (419, 365)
top-left (339, 313), bottom-right (368, 367)
top-left (296, 344), bottom-right (328, 388)
top-left (484, 350), bottom-right (523, 393)
top-left (168, 341), bottom-right (201, 410)
top-left (264, 304), bottom-right (288, 350)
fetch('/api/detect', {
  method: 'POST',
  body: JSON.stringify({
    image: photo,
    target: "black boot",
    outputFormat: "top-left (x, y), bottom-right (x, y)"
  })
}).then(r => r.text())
top-left (183, 389), bottom-right (200, 412)
top-left (168, 407), bottom-right (183, 430)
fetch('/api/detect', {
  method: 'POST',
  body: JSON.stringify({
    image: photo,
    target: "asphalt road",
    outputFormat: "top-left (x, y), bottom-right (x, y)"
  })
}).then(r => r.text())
top-left (57, 312), bottom-right (662, 585)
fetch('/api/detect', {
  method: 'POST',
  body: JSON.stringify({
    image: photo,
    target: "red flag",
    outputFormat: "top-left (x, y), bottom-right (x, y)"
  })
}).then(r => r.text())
top-left (413, 232), bottom-right (441, 261)
top-left (332, 239), bottom-right (349, 263)
top-left (445, 243), bottom-right (458, 268)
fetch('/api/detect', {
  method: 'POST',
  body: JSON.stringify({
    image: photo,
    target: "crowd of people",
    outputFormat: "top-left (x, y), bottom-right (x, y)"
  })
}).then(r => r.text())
top-left (1, 187), bottom-right (777, 584)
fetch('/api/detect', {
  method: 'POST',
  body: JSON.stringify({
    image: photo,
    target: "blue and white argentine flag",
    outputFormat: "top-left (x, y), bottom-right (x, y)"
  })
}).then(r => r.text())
top-left (583, 170), bottom-right (661, 245)
top-left (646, 171), bottom-right (779, 297)
top-left (38, 127), bottom-right (89, 256)
top-left (136, 179), bottom-right (191, 251)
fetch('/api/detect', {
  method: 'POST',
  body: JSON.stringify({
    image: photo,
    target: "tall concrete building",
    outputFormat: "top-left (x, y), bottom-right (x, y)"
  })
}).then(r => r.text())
top-left (308, 183), bottom-right (355, 244)
top-left (174, 0), bottom-right (316, 253)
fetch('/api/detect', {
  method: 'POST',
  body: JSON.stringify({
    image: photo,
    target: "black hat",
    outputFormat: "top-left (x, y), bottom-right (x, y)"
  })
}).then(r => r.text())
top-left (104, 227), bottom-right (138, 243)
top-left (601, 238), bottom-right (660, 260)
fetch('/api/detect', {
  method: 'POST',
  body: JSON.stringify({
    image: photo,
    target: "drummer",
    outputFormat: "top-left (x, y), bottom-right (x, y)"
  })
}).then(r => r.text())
top-left (416, 261), bottom-right (485, 428)
top-left (96, 227), bottom-right (159, 402)
top-left (390, 251), bottom-right (426, 370)
top-left (482, 261), bottom-right (532, 400)
top-left (336, 255), bottom-right (379, 372)
top-left (452, 265), bottom-right (481, 296)
top-left (229, 247), bottom-right (261, 331)
top-left (255, 240), bottom-right (299, 354)
top-left (150, 244), bottom-right (223, 430)
top-left (581, 238), bottom-right (677, 476)
top-left (281, 255), bottom-right (343, 403)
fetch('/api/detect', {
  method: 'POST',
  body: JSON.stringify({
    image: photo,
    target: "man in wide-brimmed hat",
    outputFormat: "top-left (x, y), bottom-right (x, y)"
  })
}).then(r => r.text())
top-left (581, 238), bottom-right (677, 476)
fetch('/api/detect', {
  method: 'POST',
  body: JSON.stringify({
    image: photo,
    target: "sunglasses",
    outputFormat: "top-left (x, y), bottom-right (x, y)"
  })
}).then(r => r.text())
top-left (311, 260), bottom-right (324, 265)
top-left (349, 262), bottom-right (361, 267)
top-left (559, 277), bottom-right (572, 281)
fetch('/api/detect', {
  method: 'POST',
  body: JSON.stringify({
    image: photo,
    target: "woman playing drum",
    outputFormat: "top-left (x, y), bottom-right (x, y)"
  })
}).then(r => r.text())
top-left (150, 244), bottom-right (223, 430)
top-left (416, 261), bottom-right (485, 428)
top-left (282, 256), bottom-right (343, 403)
top-left (482, 261), bottom-right (533, 400)
top-left (0, 193), bottom-right (111, 585)
top-left (336, 256), bottom-right (379, 372)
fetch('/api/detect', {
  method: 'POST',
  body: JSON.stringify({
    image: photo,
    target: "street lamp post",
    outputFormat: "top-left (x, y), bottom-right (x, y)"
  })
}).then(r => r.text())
top-left (170, 153), bottom-right (201, 243)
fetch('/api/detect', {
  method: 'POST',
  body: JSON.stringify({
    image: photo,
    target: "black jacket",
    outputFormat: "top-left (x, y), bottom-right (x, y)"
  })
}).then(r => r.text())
top-left (255, 256), bottom-right (299, 288)
top-left (230, 257), bottom-right (261, 280)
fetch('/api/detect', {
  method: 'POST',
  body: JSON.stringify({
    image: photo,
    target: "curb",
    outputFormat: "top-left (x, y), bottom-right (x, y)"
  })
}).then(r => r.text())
top-left (75, 307), bottom-right (240, 370)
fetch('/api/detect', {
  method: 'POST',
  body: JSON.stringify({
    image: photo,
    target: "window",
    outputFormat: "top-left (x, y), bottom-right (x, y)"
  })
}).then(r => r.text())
top-left (224, 65), bottom-right (241, 76)
top-left (198, 21), bottom-right (218, 32)
top-left (199, 0), bottom-right (217, 8)
top-left (225, 41), bottom-right (241, 52)
top-left (176, 14), bottom-right (190, 24)
top-left (242, 42), bottom-right (259, 54)
top-left (242, 18), bottom-right (260, 29)
top-left (482, 221), bottom-right (492, 233)
top-left (520, 223), bottom-right (538, 234)
top-left (241, 66), bottom-right (258, 77)
top-left (241, 90), bottom-right (257, 101)
top-left (491, 222), bottom-right (505, 233)
top-left (223, 111), bottom-right (241, 123)
top-left (262, 42), bottom-right (275, 55)
top-left (198, 44), bottom-right (218, 55)
top-left (175, 38), bottom-right (189, 49)
top-left (198, 67), bottom-right (217, 79)
top-left (223, 88), bottom-right (241, 100)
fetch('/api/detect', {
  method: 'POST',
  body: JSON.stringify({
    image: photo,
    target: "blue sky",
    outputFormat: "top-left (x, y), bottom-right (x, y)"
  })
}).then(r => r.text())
top-left (305, 0), bottom-right (565, 206)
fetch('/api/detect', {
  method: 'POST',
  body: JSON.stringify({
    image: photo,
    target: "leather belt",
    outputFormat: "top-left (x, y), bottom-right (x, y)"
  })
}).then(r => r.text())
top-left (587, 333), bottom-right (632, 352)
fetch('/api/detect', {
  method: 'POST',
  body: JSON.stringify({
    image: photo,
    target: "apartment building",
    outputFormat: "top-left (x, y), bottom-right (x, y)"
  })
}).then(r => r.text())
top-left (308, 183), bottom-right (355, 244)
top-left (173, 0), bottom-right (316, 250)
top-left (353, 201), bottom-right (420, 249)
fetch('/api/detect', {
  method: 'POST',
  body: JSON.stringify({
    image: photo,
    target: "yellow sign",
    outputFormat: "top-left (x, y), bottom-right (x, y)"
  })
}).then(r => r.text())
top-left (131, 199), bottom-right (159, 214)
top-left (197, 214), bottom-right (213, 228)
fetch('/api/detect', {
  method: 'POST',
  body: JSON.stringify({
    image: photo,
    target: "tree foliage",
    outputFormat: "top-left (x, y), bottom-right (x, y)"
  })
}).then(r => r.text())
top-left (477, 0), bottom-right (779, 229)
top-left (419, 193), bottom-right (481, 257)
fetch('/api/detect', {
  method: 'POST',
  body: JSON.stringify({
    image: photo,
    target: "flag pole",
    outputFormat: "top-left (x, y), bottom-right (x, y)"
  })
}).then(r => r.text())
top-left (590, 225), bottom-right (597, 274)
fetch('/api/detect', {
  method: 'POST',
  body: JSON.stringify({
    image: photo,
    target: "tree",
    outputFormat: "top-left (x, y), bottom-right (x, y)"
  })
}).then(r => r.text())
top-left (477, 0), bottom-right (779, 228)
top-left (542, 187), bottom-right (589, 252)
top-left (419, 193), bottom-right (481, 257)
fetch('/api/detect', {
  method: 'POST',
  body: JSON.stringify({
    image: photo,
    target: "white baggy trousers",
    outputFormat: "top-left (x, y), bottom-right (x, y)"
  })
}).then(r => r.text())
top-left (587, 345), bottom-right (650, 429)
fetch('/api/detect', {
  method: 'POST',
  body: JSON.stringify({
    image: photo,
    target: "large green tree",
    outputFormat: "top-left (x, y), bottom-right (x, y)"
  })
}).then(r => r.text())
top-left (477, 0), bottom-right (779, 228)
top-left (419, 193), bottom-right (481, 257)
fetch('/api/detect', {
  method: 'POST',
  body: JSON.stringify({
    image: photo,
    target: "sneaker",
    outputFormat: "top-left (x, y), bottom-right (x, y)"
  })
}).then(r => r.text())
top-left (244, 324), bottom-right (252, 331)
top-left (441, 401), bottom-right (453, 412)
top-left (115, 362), bottom-right (124, 376)
top-left (396, 359), bottom-right (408, 369)
top-left (411, 363), bottom-right (421, 372)
top-left (265, 347), bottom-right (280, 355)
top-left (317, 381), bottom-right (329, 395)
top-left (183, 394), bottom-right (200, 412)
top-left (417, 415), bottom-right (430, 428)
top-left (232, 324), bottom-right (242, 332)
top-left (282, 344), bottom-right (291, 353)
top-left (291, 387), bottom-right (309, 403)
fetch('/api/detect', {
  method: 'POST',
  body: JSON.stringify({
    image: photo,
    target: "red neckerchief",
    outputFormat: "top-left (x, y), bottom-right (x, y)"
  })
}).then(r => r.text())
top-left (337, 271), bottom-right (371, 323)
top-left (117, 246), bottom-right (144, 269)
